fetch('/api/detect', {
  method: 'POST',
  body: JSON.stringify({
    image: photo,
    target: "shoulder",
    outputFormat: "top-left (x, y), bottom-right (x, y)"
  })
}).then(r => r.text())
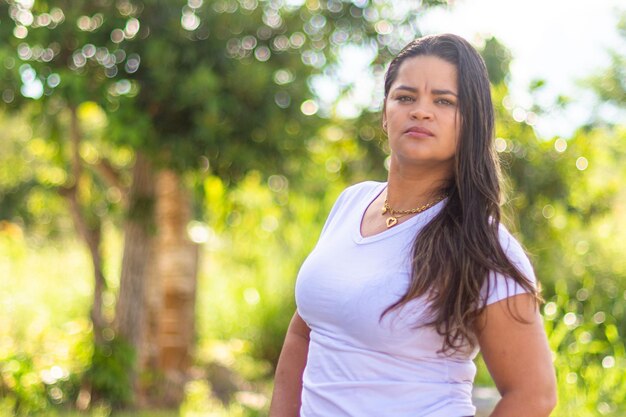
top-left (337, 181), bottom-right (385, 203)
top-left (496, 224), bottom-right (535, 281)
top-left (319, 181), bottom-right (384, 237)
top-left (482, 223), bottom-right (537, 306)
top-left (328, 181), bottom-right (385, 214)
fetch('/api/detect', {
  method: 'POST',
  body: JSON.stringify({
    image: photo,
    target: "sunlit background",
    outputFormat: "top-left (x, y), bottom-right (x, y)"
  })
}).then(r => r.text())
top-left (1, 0), bottom-right (625, 416)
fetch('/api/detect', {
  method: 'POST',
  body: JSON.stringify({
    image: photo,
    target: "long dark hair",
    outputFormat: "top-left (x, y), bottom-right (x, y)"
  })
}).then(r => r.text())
top-left (381, 34), bottom-right (539, 353)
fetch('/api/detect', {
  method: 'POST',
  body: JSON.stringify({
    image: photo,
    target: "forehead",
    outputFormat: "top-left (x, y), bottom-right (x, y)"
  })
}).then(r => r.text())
top-left (392, 55), bottom-right (458, 91)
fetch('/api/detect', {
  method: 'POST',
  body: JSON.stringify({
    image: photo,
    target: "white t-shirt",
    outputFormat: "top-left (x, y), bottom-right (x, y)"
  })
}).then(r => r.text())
top-left (295, 181), bottom-right (536, 417)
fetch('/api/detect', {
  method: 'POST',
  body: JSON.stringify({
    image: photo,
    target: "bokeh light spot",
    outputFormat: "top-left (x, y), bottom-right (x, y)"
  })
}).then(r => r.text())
top-left (593, 311), bottom-right (606, 324)
top-left (263, 10), bottom-right (282, 28)
top-left (575, 240), bottom-right (589, 255)
top-left (17, 43), bottom-right (32, 60)
top-left (274, 69), bottom-right (295, 85)
top-left (41, 48), bottom-right (54, 62)
top-left (578, 331), bottom-right (591, 344)
top-left (82, 44), bottom-right (96, 58)
top-left (181, 12), bottom-right (201, 31)
top-left (19, 64), bottom-right (43, 99)
top-left (274, 91), bottom-right (291, 108)
top-left (494, 137), bottom-right (507, 153)
top-left (106, 187), bottom-right (122, 204)
top-left (268, 175), bottom-right (288, 193)
top-left (77, 16), bottom-right (91, 31)
top-left (125, 54), bottom-right (141, 74)
top-left (601, 356), bottom-right (615, 369)
top-left (359, 126), bottom-right (375, 141)
top-left (2, 89), bottom-right (15, 103)
top-left (272, 35), bottom-right (290, 51)
top-left (125, 18), bottom-right (140, 38)
top-left (563, 312), bottom-right (577, 327)
top-left (565, 372), bottom-right (577, 384)
top-left (37, 13), bottom-right (52, 27)
top-left (254, 46), bottom-right (271, 62)
top-left (525, 111), bottom-right (537, 125)
top-left (512, 107), bottom-right (527, 122)
top-left (575, 156), bottom-right (588, 171)
top-left (72, 52), bottom-right (86, 68)
top-left (300, 99), bottom-right (318, 115)
top-left (261, 216), bottom-right (279, 232)
top-left (13, 26), bottom-right (28, 39)
top-left (240, 0), bottom-right (258, 11)
top-left (576, 288), bottom-right (589, 301)
top-left (324, 126), bottom-right (343, 142)
top-left (544, 301), bottom-right (557, 317)
top-left (187, 221), bottom-right (210, 244)
top-left (111, 28), bottom-right (125, 43)
top-left (47, 73), bottom-right (61, 88)
top-left (542, 204), bottom-right (555, 219)
top-left (325, 157), bottom-right (342, 173)
top-left (115, 80), bottom-right (132, 95)
top-left (243, 288), bottom-right (260, 305)
top-left (50, 8), bottom-right (65, 24)
top-left (554, 138), bottom-right (567, 152)
top-left (374, 20), bottom-right (392, 35)
top-left (289, 32), bottom-right (306, 48)
top-left (241, 35), bottom-right (257, 50)
top-left (597, 403), bottom-right (612, 415)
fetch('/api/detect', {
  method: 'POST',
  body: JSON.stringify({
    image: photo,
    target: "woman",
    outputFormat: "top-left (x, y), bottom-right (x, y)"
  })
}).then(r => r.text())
top-left (269, 34), bottom-right (557, 417)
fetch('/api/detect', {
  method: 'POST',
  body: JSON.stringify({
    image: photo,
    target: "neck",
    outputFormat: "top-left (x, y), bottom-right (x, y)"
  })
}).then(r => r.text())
top-left (386, 159), bottom-right (452, 209)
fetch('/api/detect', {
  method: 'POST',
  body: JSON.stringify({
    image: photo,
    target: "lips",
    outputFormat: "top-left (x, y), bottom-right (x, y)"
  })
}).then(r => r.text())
top-left (404, 126), bottom-right (434, 137)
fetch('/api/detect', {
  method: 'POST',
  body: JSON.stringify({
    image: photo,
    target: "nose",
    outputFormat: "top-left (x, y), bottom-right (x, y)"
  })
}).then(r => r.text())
top-left (409, 102), bottom-right (433, 120)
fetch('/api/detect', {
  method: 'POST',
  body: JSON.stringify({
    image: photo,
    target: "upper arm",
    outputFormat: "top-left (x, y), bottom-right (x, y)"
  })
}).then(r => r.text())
top-left (476, 294), bottom-right (556, 400)
top-left (288, 311), bottom-right (311, 342)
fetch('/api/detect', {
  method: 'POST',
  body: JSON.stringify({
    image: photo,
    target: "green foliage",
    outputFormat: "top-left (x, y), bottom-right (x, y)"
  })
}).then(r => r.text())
top-left (3, 119), bottom-right (626, 415)
top-left (0, 110), bottom-right (69, 237)
top-left (480, 36), bottom-right (512, 85)
top-left (0, 353), bottom-right (48, 414)
top-left (83, 338), bottom-right (135, 408)
top-left (0, 0), bottom-right (434, 179)
top-left (197, 170), bottom-right (345, 365)
top-left (1, 2), bottom-right (625, 416)
top-left (489, 77), bottom-right (626, 416)
top-left (546, 284), bottom-right (626, 416)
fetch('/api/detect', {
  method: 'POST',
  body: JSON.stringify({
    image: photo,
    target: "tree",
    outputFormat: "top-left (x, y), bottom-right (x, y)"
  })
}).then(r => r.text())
top-left (1, 0), bottom-right (448, 408)
top-left (586, 13), bottom-right (626, 108)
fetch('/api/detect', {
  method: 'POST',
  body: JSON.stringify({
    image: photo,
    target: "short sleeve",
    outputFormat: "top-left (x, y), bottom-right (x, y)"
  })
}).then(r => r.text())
top-left (318, 187), bottom-right (350, 238)
top-left (482, 225), bottom-right (537, 306)
top-left (318, 181), bottom-right (383, 238)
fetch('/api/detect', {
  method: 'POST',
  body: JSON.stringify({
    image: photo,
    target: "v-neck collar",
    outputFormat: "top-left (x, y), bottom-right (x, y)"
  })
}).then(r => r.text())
top-left (354, 182), bottom-right (446, 245)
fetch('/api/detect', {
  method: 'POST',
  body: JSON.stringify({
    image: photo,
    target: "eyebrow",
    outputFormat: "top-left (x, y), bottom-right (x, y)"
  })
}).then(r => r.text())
top-left (393, 85), bottom-right (458, 97)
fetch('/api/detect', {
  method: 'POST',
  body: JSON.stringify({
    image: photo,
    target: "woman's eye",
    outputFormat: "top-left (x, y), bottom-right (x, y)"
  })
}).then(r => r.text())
top-left (397, 96), bottom-right (414, 102)
top-left (436, 98), bottom-right (455, 106)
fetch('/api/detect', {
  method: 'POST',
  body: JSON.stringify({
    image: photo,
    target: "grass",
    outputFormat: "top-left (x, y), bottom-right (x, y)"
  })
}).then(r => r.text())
top-left (2, 170), bottom-right (626, 416)
top-left (51, 412), bottom-right (178, 417)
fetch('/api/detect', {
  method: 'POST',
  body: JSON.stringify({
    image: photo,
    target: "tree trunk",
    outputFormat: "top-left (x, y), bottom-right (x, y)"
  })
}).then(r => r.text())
top-left (63, 106), bottom-right (108, 342)
top-left (60, 106), bottom-right (110, 410)
top-left (114, 158), bottom-right (197, 407)
top-left (144, 169), bottom-right (198, 406)
top-left (114, 152), bottom-right (155, 403)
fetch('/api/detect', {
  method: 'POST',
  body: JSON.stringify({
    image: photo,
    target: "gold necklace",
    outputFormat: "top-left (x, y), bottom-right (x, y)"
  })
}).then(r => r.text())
top-left (381, 194), bottom-right (447, 228)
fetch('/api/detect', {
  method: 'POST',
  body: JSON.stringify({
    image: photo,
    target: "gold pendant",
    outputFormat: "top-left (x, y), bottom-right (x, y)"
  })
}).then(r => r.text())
top-left (381, 206), bottom-right (388, 215)
top-left (386, 217), bottom-right (398, 228)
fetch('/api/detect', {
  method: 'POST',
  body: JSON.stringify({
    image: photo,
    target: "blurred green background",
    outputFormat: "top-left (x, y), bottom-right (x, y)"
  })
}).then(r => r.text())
top-left (1, 0), bottom-right (625, 416)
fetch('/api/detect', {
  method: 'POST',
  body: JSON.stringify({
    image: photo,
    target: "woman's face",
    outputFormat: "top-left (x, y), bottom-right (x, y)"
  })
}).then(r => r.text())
top-left (383, 55), bottom-right (460, 175)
